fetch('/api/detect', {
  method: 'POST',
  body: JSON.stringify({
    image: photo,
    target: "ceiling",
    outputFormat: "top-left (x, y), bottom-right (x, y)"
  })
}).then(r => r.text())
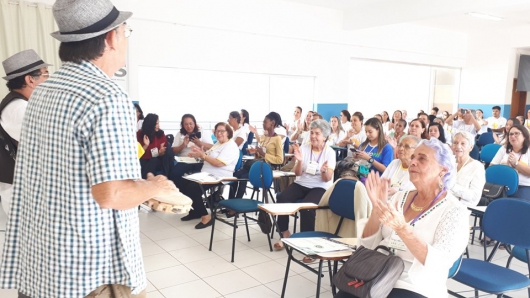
top-left (285, 0), bottom-right (530, 33)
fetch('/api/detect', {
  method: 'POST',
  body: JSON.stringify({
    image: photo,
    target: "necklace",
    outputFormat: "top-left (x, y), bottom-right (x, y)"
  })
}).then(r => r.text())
top-left (457, 156), bottom-right (471, 172)
top-left (410, 199), bottom-right (426, 212)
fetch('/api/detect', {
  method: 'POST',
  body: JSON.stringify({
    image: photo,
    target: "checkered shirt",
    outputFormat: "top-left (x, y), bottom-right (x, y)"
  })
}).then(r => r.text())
top-left (0, 61), bottom-right (146, 297)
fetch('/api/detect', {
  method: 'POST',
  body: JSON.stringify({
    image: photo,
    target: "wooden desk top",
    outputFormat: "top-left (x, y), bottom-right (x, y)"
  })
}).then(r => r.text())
top-left (258, 203), bottom-right (318, 215)
top-left (283, 237), bottom-right (357, 260)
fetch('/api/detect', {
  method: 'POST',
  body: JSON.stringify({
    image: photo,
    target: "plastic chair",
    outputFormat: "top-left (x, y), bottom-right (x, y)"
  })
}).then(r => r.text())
top-left (449, 198), bottom-right (530, 298)
top-left (248, 161), bottom-right (275, 203)
top-left (479, 143), bottom-right (501, 166)
top-left (469, 144), bottom-right (480, 160)
top-left (477, 132), bottom-right (495, 148)
top-left (234, 150), bottom-right (243, 172)
top-left (281, 179), bottom-right (357, 298)
top-left (470, 165), bottom-right (519, 245)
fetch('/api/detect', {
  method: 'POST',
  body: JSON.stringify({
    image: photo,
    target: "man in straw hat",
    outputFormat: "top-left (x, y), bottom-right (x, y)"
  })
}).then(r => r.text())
top-left (0, 0), bottom-right (181, 297)
top-left (0, 50), bottom-right (51, 217)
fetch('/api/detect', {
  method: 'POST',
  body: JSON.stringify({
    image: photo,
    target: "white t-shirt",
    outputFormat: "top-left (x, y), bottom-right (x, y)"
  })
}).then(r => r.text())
top-left (233, 126), bottom-right (248, 150)
top-left (274, 126), bottom-right (287, 150)
top-left (342, 121), bottom-right (351, 132)
top-left (381, 159), bottom-right (415, 195)
top-left (172, 130), bottom-right (213, 156)
top-left (346, 129), bottom-right (367, 157)
top-left (295, 144), bottom-right (337, 189)
top-left (329, 130), bottom-right (346, 146)
top-left (287, 118), bottom-right (302, 137)
top-left (452, 120), bottom-right (478, 136)
top-left (202, 140), bottom-right (240, 177)
top-left (382, 121), bottom-right (391, 134)
top-left (491, 147), bottom-right (530, 187)
top-left (136, 119), bottom-right (143, 132)
top-left (486, 116), bottom-right (507, 131)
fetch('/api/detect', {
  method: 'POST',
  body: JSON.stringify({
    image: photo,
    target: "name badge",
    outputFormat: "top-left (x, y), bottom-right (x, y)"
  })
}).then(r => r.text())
top-left (306, 161), bottom-right (319, 175)
top-left (388, 232), bottom-right (406, 251)
top-left (151, 147), bottom-right (159, 157)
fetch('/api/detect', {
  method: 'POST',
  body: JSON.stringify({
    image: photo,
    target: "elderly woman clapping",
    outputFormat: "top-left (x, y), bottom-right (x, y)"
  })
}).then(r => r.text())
top-left (274, 119), bottom-right (337, 250)
top-left (450, 131), bottom-right (485, 207)
top-left (336, 138), bottom-right (469, 298)
top-left (381, 135), bottom-right (421, 198)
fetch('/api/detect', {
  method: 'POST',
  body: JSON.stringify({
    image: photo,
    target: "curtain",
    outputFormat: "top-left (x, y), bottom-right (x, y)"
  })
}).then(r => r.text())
top-left (0, 0), bottom-right (60, 99)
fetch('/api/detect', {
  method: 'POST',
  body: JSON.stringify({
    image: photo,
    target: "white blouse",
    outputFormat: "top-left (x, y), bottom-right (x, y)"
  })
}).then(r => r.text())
top-left (450, 159), bottom-right (485, 207)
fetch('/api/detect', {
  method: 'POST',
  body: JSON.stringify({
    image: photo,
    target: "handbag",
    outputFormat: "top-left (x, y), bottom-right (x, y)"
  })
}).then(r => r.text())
top-left (333, 245), bottom-right (404, 298)
top-left (478, 182), bottom-right (506, 206)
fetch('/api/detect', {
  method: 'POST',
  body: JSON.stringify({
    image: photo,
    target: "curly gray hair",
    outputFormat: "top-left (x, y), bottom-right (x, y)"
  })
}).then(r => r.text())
top-left (309, 119), bottom-right (331, 139)
top-left (419, 137), bottom-right (456, 188)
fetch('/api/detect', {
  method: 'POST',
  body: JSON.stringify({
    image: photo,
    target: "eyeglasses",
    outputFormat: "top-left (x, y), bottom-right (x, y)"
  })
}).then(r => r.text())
top-left (509, 132), bottom-right (522, 137)
top-left (397, 144), bottom-right (416, 150)
top-left (215, 130), bottom-right (227, 134)
top-left (124, 25), bottom-right (133, 38)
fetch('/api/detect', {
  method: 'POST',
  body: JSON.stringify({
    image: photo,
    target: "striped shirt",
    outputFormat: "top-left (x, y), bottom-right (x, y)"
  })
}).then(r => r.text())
top-left (0, 61), bottom-right (146, 297)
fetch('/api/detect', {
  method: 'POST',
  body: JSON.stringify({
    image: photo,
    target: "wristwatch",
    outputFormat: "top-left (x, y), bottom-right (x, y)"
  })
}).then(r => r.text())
top-left (368, 158), bottom-right (374, 164)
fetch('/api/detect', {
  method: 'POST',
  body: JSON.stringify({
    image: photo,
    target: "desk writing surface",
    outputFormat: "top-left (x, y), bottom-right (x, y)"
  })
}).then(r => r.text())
top-left (281, 237), bottom-right (356, 259)
top-left (183, 172), bottom-right (237, 184)
top-left (242, 155), bottom-right (255, 160)
top-left (468, 206), bottom-right (487, 214)
top-left (258, 203), bottom-right (318, 215)
top-left (273, 171), bottom-right (296, 179)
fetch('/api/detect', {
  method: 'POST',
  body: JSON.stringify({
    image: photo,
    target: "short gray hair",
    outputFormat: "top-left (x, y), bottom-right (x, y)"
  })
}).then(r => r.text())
top-left (452, 131), bottom-right (475, 148)
top-left (419, 137), bottom-right (456, 188)
top-left (400, 135), bottom-right (421, 145)
top-left (310, 119), bottom-right (331, 138)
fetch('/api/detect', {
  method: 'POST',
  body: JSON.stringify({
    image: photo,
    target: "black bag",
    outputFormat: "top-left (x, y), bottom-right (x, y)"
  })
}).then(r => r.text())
top-left (478, 182), bottom-right (506, 206)
top-left (257, 210), bottom-right (272, 234)
top-left (243, 158), bottom-right (263, 172)
top-left (333, 245), bottom-right (404, 298)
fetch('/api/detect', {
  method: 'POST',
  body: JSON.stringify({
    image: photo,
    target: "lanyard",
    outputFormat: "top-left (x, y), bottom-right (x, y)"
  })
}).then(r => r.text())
top-left (390, 163), bottom-right (407, 187)
top-left (364, 144), bottom-right (377, 155)
top-left (406, 188), bottom-right (446, 226)
top-left (310, 145), bottom-right (325, 163)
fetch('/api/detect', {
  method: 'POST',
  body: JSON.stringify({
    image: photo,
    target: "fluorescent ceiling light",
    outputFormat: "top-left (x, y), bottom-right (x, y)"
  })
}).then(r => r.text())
top-left (467, 12), bottom-right (504, 21)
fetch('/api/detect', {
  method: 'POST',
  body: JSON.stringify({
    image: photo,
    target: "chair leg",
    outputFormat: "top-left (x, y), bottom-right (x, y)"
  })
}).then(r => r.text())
top-left (209, 207), bottom-right (217, 251)
top-left (465, 246), bottom-right (469, 258)
top-left (231, 215), bottom-right (238, 263)
top-left (316, 260), bottom-right (324, 298)
top-left (281, 248), bottom-right (293, 298)
top-left (268, 189), bottom-right (276, 203)
top-left (293, 213), bottom-right (298, 234)
top-left (244, 214), bottom-right (251, 242)
top-left (327, 260), bottom-right (334, 296)
top-left (471, 215), bottom-right (478, 244)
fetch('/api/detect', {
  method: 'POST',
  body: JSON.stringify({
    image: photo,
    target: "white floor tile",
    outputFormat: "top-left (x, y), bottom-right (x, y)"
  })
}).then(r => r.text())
top-left (265, 274), bottom-right (325, 297)
top-left (219, 248), bottom-right (271, 268)
top-left (0, 289), bottom-right (17, 298)
top-left (189, 228), bottom-right (231, 245)
top-left (141, 242), bottom-right (166, 257)
top-left (156, 235), bottom-right (201, 252)
top-left (143, 252), bottom-right (181, 273)
top-left (159, 279), bottom-right (221, 298)
top-left (206, 238), bottom-right (251, 256)
top-left (146, 291), bottom-right (165, 298)
top-left (241, 260), bottom-right (297, 284)
top-left (185, 256), bottom-right (239, 278)
top-left (224, 285), bottom-right (280, 298)
top-left (146, 279), bottom-right (157, 292)
top-left (169, 245), bottom-right (218, 264)
top-left (146, 265), bottom-right (200, 290)
top-left (142, 227), bottom-right (184, 241)
top-left (203, 269), bottom-right (260, 295)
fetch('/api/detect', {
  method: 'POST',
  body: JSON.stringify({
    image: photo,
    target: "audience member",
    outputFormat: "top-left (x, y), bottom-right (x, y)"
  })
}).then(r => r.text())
top-left (493, 118), bottom-right (519, 145)
top-left (402, 109), bottom-right (408, 121)
top-left (275, 119), bottom-right (336, 253)
top-left (442, 110), bottom-right (449, 121)
top-left (180, 122), bottom-right (239, 228)
top-left (381, 110), bottom-right (391, 133)
top-left (516, 115), bottom-right (525, 127)
top-left (340, 109), bottom-right (351, 130)
top-left (389, 109), bottom-right (402, 131)
top-left (329, 115), bottom-right (346, 146)
top-left (338, 111), bottom-right (366, 156)
top-left (475, 109), bottom-right (486, 126)
top-left (374, 114), bottom-right (383, 123)
top-left (312, 112), bottom-right (323, 120)
top-left (381, 135), bottom-right (420, 198)
top-left (450, 131), bottom-right (485, 207)
top-left (386, 118), bottom-right (407, 154)
top-left (491, 124), bottom-right (530, 200)
top-left (291, 111), bottom-right (313, 144)
top-left (525, 109), bottom-right (530, 131)
top-left (353, 117), bottom-right (394, 175)
top-left (0, 50), bottom-right (50, 217)
top-left (240, 109), bottom-right (250, 134)
top-left (228, 111), bottom-right (247, 149)
top-left (418, 112), bottom-right (429, 126)
top-left (408, 118), bottom-right (426, 139)
top-left (138, 114), bottom-right (168, 178)
top-left (485, 105), bottom-right (507, 135)
top-left (428, 122), bottom-right (447, 143)
top-left (431, 107), bottom-right (439, 115)
top-left (285, 106), bottom-right (303, 137)
top-left (134, 103), bottom-right (144, 131)
top-left (445, 109), bottom-right (481, 137)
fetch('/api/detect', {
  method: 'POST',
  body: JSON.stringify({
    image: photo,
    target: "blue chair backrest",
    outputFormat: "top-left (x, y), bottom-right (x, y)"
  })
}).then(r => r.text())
top-left (485, 165), bottom-right (519, 196)
top-left (483, 198), bottom-right (530, 248)
top-left (235, 150), bottom-right (243, 171)
top-left (469, 144), bottom-right (480, 160)
top-left (284, 137), bottom-right (290, 154)
top-left (480, 143), bottom-right (501, 164)
top-left (248, 161), bottom-right (273, 189)
top-left (477, 132), bottom-right (495, 147)
top-left (328, 179), bottom-right (357, 220)
top-left (448, 255), bottom-right (463, 278)
top-left (247, 131), bottom-right (254, 146)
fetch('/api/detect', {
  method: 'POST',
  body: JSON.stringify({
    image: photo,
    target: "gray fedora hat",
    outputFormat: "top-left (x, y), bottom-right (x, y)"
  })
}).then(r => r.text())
top-left (50, 0), bottom-right (132, 43)
top-left (2, 49), bottom-right (52, 81)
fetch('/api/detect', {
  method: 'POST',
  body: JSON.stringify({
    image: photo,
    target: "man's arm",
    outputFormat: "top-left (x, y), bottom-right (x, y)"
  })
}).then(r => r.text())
top-left (92, 173), bottom-right (179, 210)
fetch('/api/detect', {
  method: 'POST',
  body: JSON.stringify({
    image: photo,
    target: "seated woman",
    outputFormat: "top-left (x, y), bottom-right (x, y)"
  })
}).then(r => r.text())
top-left (250, 112), bottom-right (287, 147)
top-left (386, 119), bottom-right (407, 157)
top-left (408, 118), bottom-right (427, 140)
top-left (336, 138), bottom-right (469, 298)
top-left (137, 114), bottom-right (167, 179)
top-left (290, 111), bottom-right (313, 146)
top-left (381, 135), bottom-right (420, 198)
top-left (491, 124), bottom-right (530, 200)
top-left (329, 116), bottom-right (346, 146)
top-left (338, 112), bottom-right (366, 157)
top-left (352, 117), bottom-right (394, 175)
top-left (171, 114), bottom-right (213, 188)
top-left (134, 103), bottom-right (144, 132)
top-left (179, 122), bottom-right (240, 229)
top-left (450, 131), bottom-right (485, 207)
top-left (228, 111), bottom-right (247, 150)
top-left (493, 117), bottom-right (519, 145)
top-left (275, 119), bottom-right (336, 249)
top-left (428, 122), bottom-right (446, 143)
top-left (229, 112), bottom-right (284, 198)
top-left (315, 158), bottom-right (372, 238)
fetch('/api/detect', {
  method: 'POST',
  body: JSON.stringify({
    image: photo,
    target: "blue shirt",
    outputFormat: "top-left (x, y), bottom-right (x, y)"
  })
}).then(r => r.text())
top-left (363, 143), bottom-right (394, 175)
top-left (0, 61), bottom-right (146, 297)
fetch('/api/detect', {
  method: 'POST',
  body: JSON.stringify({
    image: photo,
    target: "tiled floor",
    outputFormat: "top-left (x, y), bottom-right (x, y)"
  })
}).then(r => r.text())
top-left (0, 205), bottom-right (528, 297)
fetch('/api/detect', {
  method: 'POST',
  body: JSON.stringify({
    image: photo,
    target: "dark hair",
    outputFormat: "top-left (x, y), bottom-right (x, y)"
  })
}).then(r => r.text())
top-left (428, 115), bottom-right (436, 124)
top-left (360, 117), bottom-right (388, 154)
top-left (241, 109), bottom-right (249, 125)
top-left (6, 69), bottom-right (42, 91)
top-left (391, 110), bottom-right (402, 124)
top-left (296, 106), bottom-right (302, 113)
top-left (179, 114), bottom-right (199, 135)
top-left (432, 107), bottom-right (439, 113)
top-left (341, 110), bottom-right (351, 122)
top-left (410, 118), bottom-right (428, 139)
top-left (506, 124), bottom-right (529, 154)
top-left (229, 111), bottom-right (241, 124)
top-left (215, 122), bottom-right (233, 139)
top-left (265, 111), bottom-right (283, 128)
top-left (492, 106), bottom-right (501, 111)
top-left (428, 122), bottom-right (446, 143)
top-left (58, 33), bottom-right (107, 63)
top-left (134, 103), bottom-right (144, 120)
top-left (418, 112), bottom-right (429, 118)
top-left (397, 118), bottom-right (407, 128)
top-left (381, 111), bottom-right (390, 123)
top-left (352, 111), bottom-right (364, 125)
top-left (140, 113), bottom-right (164, 143)
top-left (313, 113), bottom-right (323, 120)
top-left (504, 117), bottom-right (521, 134)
